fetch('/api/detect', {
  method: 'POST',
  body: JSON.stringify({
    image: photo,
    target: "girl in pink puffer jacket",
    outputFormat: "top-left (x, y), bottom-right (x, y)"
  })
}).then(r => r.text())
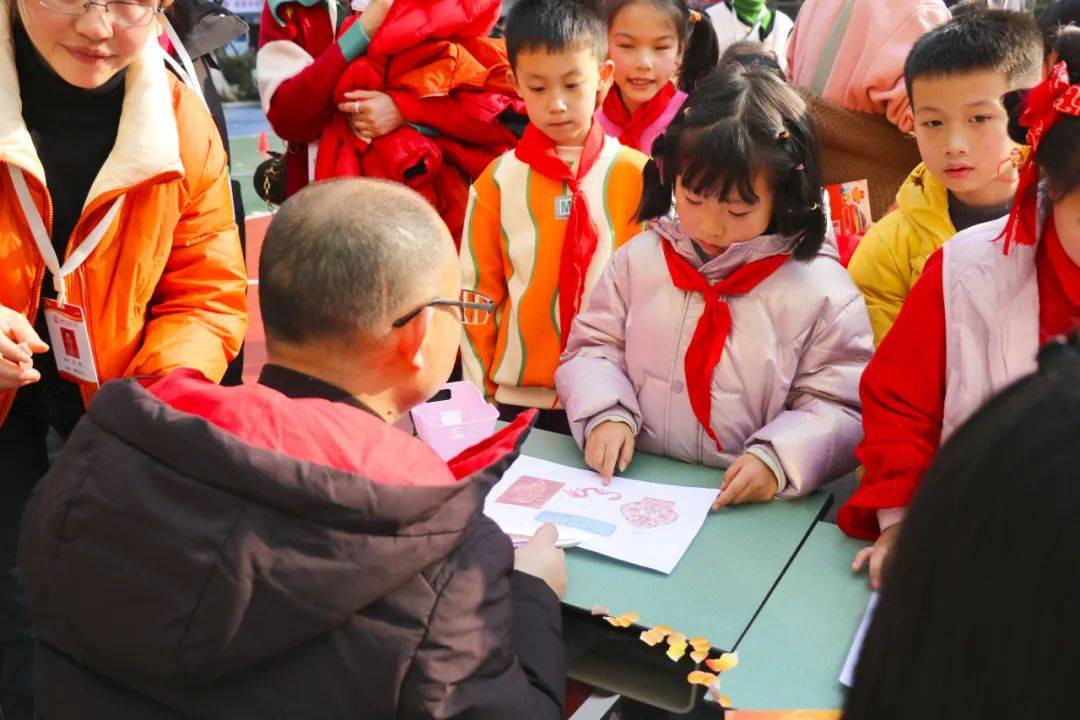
top-left (556, 67), bottom-right (873, 508)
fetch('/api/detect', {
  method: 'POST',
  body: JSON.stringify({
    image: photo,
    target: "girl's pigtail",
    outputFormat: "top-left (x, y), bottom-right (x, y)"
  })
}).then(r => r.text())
top-left (679, 10), bottom-right (720, 94)
top-left (637, 132), bottom-right (677, 222)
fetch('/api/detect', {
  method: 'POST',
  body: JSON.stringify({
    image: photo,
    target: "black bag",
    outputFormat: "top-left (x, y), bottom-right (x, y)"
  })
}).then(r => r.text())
top-left (254, 150), bottom-right (288, 208)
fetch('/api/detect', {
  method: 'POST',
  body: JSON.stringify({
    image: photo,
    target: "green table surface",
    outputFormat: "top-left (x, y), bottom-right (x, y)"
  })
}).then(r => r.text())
top-left (721, 522), bottom-right (873, 710)
top-left (519, 428), bottom-right (832, 650)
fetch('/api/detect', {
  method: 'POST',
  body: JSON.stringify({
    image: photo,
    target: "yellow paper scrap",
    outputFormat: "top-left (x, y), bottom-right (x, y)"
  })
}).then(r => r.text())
top-left (666, 632), bottom-right (687, 646)
top-left (666, 641), bottom-right (688, 662)
top-left (687, 670), bottom-right (718, 686)
top-left (706, 652), bottom-right (740, 673)
top-left (689, 637), bottom-right (710, 649)
top-left (639, 629), bottom-right (662, 647)
top-left (651, 625), bottom-right (672, 638)
top-left (690, 648), bottom-right (709, 664)
top-left (603, 611), bottom-right (639, 628)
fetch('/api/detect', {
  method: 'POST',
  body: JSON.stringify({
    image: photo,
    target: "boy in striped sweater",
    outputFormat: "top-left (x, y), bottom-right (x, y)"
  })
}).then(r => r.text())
top-left (461, 0), bottom-right (648, 432)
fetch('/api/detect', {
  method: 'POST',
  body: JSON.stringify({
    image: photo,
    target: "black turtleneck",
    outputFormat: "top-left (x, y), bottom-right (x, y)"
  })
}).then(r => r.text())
top-left (12, 20), bottom-right (126, 434)
top-left (14, 19), bottom-right (125, 277)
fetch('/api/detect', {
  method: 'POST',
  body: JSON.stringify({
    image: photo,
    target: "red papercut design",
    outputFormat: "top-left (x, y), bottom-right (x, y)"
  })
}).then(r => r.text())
top-left (621, 497), bottom-right (679, 529)
top-left (495, 476), bottom-right (564, 509)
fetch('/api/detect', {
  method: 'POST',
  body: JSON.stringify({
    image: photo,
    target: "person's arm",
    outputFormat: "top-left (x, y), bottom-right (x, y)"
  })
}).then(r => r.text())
top-left (460, 168), bottom-right (506, 399)
top-left (863, 4), bottom-right (952, 131)
top-left (847, 219), bottom-right (915, 346)
top-left (399, 522), bottom-right (564, 720)
top-left (124, 124), bottom-right (247, 381)
top-left (836, 250), bottom-right (948, 540)
top-left (556, 246), bottom-right (642, 448)
top-left (256, 1), bottom-right (390, 144)
top-left (744, 291), bottom-right (874, 498)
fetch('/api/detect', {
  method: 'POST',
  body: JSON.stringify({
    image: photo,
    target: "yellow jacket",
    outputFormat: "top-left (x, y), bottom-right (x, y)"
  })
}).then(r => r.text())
top-left (847, 163), bottom-right (954, 345)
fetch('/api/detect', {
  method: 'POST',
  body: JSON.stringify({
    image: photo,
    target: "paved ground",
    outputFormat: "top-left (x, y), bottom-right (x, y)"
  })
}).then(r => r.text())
top-left (224, 102), bottom-right (277, 381)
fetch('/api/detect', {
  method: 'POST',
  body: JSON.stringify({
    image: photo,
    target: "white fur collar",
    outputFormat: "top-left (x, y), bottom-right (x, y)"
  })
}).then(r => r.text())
top-left (0, 0), bottom-right (183, 208)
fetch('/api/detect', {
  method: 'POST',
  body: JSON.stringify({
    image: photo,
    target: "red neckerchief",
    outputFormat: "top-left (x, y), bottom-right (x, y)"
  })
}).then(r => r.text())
top-left (1037, 218), bottom-right (1080, 344)
top-left (661, 239), bottom-right (789, 452)
top-left (602, 82), bottom-right (678, 152)
top-left (514, 121), bottom-right (605, 348)
top-left (1001, 62), bottom-right (1080, 254)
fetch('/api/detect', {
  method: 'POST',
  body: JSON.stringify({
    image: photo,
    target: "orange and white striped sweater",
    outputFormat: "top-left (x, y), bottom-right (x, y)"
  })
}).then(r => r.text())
top-left (461, 135), bottom-right (647, 409)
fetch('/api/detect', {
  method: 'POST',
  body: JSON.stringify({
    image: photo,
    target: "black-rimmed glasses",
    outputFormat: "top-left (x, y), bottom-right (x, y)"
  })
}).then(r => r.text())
top-left (37, 0), bottom-right (162, 28)
top-left (391, 289), bottom-right (495, 328)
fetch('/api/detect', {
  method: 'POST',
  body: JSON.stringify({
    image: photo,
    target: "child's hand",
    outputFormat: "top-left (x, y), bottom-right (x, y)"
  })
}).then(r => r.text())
top-left (514, 523), bottom-right (568, 599)
top-left (852, 522), bottom-right (901, 591)
top-left (712, 453), bottom-right (778, 510)
top-left (585, 421), bottom-right (635, 485)
top-left (358, 0), bottom-right (396, 37)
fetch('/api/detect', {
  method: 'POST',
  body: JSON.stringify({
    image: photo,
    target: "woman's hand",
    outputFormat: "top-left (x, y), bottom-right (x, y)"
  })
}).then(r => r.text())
top-left (338, 90), bottom-right (406, 140)
top-left (712, 453), bottom-right (778, 510)
top-left (0, 305), bottom-right (48, 390)
top-left (584, 420), bottom-right (635, 485)
top-left (358, 0), bottom-right (397, 37)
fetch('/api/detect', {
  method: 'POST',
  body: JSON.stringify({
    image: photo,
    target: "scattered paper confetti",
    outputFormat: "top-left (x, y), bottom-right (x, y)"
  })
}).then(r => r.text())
top-left (603, 611), bottom-right (640, 628)
top-left (690, 648), bottom-right (709, 664)
top-left (639, 629), bottom-right (663, 647)
top-left (666, 632), bottom-right (687, 646)
top-left (689, 637), bottom-right (710, 649)
top-left (666, 641), bottom-right (688, 662)
top-left (705, 652), bottom-right (740, 673)
top-left (687, 671), bottom-right (718, 686)
top-left (651, 625), bottom-right (672, 638)
top-left (591, 605), bottom-right (611, 616)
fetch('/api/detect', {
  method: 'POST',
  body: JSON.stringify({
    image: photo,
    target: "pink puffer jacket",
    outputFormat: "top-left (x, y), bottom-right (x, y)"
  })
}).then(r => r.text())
top-left (555, 218), bottom-right (874, 498)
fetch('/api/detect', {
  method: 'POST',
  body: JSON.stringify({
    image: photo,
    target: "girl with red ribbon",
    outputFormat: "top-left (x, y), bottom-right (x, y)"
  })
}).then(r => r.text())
top-left (838, 29), bottom-right (1080, 591)
top-left (596, 0), bottom-right (719, 154)
top-left (557, 67), bottom-right (873, 509)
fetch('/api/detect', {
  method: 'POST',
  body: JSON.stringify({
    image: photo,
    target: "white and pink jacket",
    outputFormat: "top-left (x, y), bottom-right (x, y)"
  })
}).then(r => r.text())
top-left (556, 218), bottom-right (874, 497)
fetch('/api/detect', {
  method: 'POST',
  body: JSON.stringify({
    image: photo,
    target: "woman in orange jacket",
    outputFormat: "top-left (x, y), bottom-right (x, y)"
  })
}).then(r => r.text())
top-left (0, 0), bottom-right (247, 714)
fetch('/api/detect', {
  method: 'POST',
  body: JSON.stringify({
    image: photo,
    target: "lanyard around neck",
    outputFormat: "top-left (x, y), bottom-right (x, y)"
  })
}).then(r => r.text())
top-left (7, 164), bottom-right (124, 305)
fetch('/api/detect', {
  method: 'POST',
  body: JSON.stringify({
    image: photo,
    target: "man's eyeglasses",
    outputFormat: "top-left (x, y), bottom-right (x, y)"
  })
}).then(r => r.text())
top-left (38, 0), bottom-right (162, 28)
top-left (391, 289), bottom-right (496, 329)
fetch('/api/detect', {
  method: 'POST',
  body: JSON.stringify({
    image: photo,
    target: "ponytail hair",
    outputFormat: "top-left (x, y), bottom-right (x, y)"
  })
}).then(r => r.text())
top-left (638, 67), bottom-right (827, 261)
top-left (605, 0), bottom-right (720, 94)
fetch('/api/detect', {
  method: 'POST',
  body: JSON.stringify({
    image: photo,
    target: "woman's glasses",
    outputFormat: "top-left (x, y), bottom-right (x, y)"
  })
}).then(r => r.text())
top-left (37, 0), bottom-right (162, 28)
top-left (392, 290), bottom-right (496, 328)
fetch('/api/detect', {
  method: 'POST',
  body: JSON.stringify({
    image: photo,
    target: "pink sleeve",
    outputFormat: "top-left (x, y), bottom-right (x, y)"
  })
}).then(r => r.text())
top-left (864, 5), bottom-right (951, 131)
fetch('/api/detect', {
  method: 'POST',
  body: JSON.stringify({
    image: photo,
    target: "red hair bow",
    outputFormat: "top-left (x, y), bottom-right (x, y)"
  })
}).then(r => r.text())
top-left (1001, 62), bottom-right (1080, 253)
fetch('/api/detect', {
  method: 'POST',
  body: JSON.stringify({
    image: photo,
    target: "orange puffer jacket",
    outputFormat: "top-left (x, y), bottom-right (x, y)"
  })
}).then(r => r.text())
top-left (0, 15), bottom-right (248, 428)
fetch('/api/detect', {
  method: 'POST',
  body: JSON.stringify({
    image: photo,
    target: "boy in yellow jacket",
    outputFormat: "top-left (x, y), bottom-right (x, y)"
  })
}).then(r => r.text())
top-left (848, 9), bottom-right (1042, 345)
top-left (461, 0), bottom-right (646, 432)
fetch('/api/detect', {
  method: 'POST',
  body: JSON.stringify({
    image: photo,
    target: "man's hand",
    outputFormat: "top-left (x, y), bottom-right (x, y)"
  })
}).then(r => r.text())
top-left (852, 522), bottom-right (902, 591)
top-left (584, 420), bottom-right (635, 485)
top-left (0, 305), bottom-right (48, 390)
top-left (514, 523), bottom-right (568, 599)
top-left (338, 90), bottom-right (405, 140)
top-left (712, 453), bottom-right (779, 510)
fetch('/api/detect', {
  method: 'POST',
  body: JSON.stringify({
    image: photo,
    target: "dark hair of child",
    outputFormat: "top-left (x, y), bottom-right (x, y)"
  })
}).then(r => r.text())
top-left (1038, 1), bottom-right (1080, 53)
top-left (718, 40), bottom-right (785, 81)
top-left (843, 331), bottom-right (1080, 720)
top-left (504, 0), bottom-right (608, 69)
top-left (903, 7), bottom-right (1044, 102)
top-left (604, 0), bottom-right (720, 93)
top-left (1016, 25), bottom-right (1080, 202)
top-left (637, 67), bottom-right (827, 261)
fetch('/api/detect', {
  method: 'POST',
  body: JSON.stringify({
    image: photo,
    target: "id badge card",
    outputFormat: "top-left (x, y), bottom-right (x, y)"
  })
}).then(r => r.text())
top-left (43, 299), bottom-right (100, 385)
top-left (555, 194), bottom-right (573, 220)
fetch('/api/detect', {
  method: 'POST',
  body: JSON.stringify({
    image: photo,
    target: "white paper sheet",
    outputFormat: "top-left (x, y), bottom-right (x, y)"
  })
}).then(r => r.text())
top-left (484, 455), bottom-right (720, 574)
top-left (839, 592), bottom-right (879, 687)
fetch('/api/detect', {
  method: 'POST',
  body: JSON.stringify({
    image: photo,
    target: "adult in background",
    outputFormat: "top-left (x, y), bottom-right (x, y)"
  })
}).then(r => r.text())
top-left (18, 179), bottom-right (566, 719)
top-left (0, 0), bottom-right (248, 714)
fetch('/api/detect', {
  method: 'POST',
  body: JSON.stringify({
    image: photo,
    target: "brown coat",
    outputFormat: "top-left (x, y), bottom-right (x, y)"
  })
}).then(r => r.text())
top-left (800, 88), bottom-right (922, 222)
top-left (19, 373), bottom-right (564, 719)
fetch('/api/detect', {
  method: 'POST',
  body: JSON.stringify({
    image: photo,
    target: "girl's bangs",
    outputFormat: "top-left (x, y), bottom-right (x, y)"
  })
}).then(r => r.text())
top-left (674, 124), bottom-right (761, 204)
